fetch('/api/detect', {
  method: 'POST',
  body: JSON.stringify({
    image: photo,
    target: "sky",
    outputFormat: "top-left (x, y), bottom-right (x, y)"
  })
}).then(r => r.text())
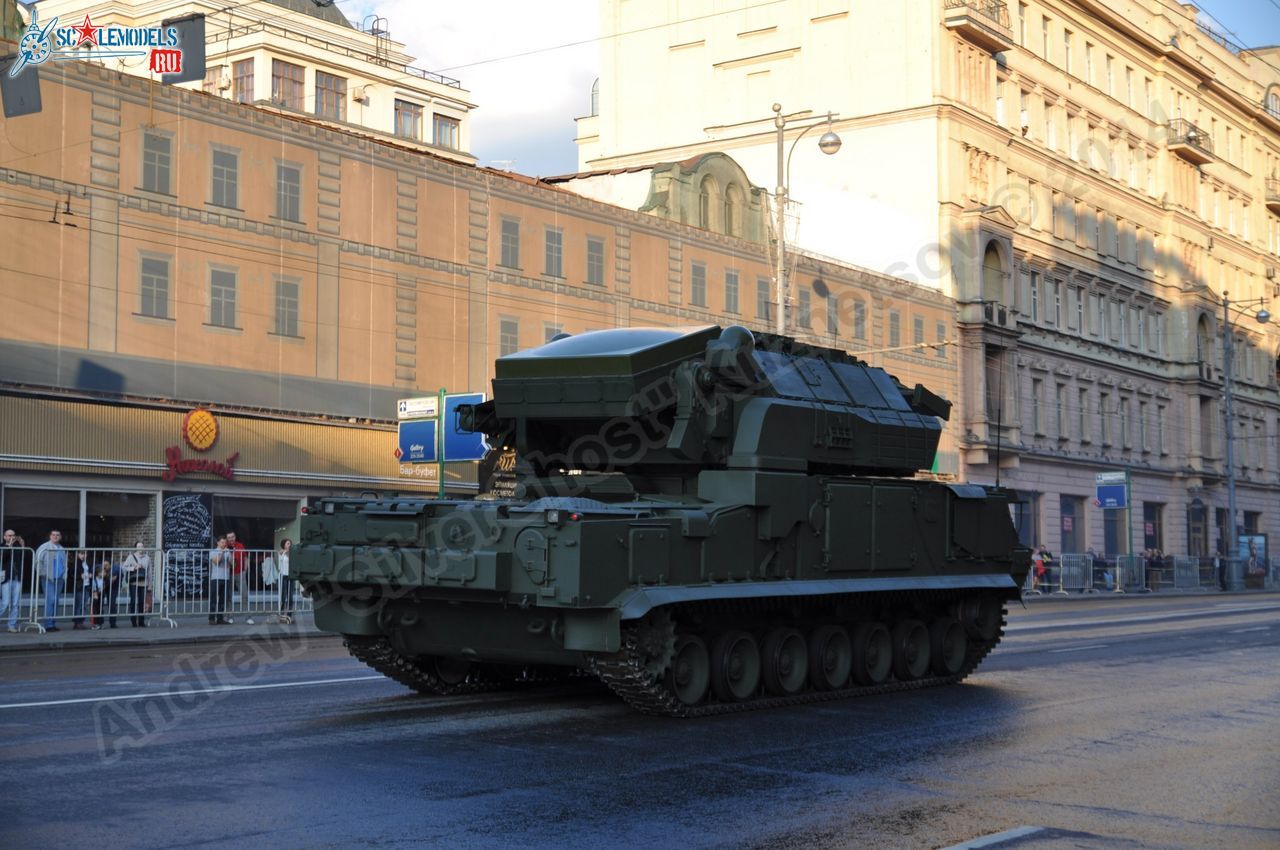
top-left (340, 0), bottom-right (1280, 179)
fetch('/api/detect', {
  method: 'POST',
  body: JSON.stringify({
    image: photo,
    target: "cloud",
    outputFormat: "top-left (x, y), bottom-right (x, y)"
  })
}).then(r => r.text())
top-left (352, 0), bottom-right (599, 176)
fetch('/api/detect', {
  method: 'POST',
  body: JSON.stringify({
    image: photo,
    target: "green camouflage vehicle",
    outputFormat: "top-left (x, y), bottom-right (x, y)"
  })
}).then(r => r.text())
top-left (294, 325), bottom-right (1030, 716)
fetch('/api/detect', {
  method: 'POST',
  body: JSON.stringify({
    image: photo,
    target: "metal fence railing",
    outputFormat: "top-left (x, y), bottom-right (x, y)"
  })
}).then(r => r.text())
top-left (0, 545), bottom-right (310, 634)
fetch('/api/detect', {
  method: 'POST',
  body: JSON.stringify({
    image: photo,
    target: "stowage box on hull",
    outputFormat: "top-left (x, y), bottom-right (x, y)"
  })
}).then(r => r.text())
top-left (295, 326), bottom-right (1030, 715)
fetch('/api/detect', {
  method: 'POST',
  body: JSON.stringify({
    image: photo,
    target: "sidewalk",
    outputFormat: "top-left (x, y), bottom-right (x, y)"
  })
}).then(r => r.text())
top-left (0, 612), bottom-right (326, 653)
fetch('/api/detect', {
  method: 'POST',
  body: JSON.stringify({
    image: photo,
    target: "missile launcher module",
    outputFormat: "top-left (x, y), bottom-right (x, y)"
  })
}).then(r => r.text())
top-left (294, 326), bottom-right (1030, 715)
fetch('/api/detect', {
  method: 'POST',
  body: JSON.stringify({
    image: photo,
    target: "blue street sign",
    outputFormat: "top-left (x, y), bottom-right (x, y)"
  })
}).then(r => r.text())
top-left (398, 419), bottom-right (437, 463)
top-left (1097, 484), bottom-right (1127, 509)
top-left (442, 392), bottom-right (488, 462)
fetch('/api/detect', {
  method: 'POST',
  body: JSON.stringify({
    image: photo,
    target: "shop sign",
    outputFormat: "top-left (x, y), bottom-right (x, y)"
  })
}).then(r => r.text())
top-left (162, 408), bottom-right (238, 482)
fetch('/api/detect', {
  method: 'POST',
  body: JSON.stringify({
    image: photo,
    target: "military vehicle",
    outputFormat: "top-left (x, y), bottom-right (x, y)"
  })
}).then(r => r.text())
top-left (294, 325), bottom-right (1030, 716)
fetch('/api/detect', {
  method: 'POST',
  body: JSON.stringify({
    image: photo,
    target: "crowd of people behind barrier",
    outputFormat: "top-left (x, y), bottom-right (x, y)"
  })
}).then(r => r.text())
top-left (1026, 542), bottom-right (1274, 595)
top-left (0, 528), bottom-right (303, 633)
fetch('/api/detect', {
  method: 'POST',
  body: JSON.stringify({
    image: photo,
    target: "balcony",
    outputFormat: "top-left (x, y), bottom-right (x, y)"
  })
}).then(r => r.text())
top-left (1267, 178), bottom-right (1280, 215)
top-left (943, 0), bottom-right (1014, 53)
top-left (1167, 119), bottom-right (1214, 165)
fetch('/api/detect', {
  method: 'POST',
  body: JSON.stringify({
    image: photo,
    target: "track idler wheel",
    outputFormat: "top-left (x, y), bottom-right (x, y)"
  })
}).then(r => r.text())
top-left (665, 635), bottom-right (711, 707)
top-left (711, 630), bottom-right (762, 702)
top-left (956, 596), bottom-right (1002, 641)
top-left (761, 628), bottom-right (808, 696)
top-left (891, 620), bottom-right (930, 681)
top-left (432, 656), bottom-right (474, 686)
top-left (850, 621), bottom-right (893, 686)
top-left (929, 617), bottom-right (968, 676)
top-left (808, 625), bottom-right (852, 691)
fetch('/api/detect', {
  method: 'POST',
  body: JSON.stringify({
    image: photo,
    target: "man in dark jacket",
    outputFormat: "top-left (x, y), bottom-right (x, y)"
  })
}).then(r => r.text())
top-left (1, 530), bottom-right (30, 632)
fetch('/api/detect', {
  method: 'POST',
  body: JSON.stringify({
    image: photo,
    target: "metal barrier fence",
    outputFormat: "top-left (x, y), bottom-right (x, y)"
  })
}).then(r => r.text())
top-left (1174, 556), bottom-right (1203, 590)
top-left (162, 547), bottom-right (309, 626)
top-left (0, 545), bottom-right (309, 634)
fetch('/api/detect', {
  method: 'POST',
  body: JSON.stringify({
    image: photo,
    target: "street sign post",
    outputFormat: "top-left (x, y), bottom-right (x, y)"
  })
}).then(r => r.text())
top-left (396, 419), bottom-right (437, 463)
top-left (397, 390), bottom-right (487, 498)
top-left (1095, 470), bottom-right (1132, 593)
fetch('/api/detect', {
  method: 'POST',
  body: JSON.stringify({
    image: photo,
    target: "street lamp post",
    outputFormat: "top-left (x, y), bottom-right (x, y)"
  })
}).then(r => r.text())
top-left (773, 104), bottom-right (842, 335)
top-left (1219, 290), bottom-right (1271, 590)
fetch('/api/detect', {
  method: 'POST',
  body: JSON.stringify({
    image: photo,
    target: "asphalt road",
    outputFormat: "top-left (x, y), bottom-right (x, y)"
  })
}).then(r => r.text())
top-left (1, 594), bottom-right (1277, 850)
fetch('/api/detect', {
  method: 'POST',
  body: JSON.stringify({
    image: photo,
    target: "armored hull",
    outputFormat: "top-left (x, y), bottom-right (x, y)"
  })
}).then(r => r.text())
top-left (295, 326), bottom-right (1029, 715)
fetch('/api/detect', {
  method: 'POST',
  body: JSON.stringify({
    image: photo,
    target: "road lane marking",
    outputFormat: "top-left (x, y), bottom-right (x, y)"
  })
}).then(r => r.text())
top-left (1228, 626), bottom-right (1269, 634)
top-left (1049, 644), bottom-right (1109, 653)
top-left (0, 675), bottom-right (385, 710)
top-left (940, 826), bottom-right (1045, 849)
top-left (1007, 602), bottom-right (1280, 632)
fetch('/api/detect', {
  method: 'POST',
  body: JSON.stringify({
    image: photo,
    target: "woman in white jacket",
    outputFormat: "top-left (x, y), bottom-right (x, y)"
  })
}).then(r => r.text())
top-left (277, 539), bottom-right (293, 624)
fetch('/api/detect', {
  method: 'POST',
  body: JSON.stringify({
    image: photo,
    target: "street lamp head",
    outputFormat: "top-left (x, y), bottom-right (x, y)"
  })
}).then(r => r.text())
top-left (1256, 308), bottom-right (1271, 324)
top-left (818, 112), bottom-right (841, 155)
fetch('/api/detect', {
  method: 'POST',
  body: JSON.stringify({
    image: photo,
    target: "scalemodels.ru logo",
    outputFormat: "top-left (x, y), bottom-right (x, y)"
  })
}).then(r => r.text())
top-left (9, 9), bottom-right (182, 78)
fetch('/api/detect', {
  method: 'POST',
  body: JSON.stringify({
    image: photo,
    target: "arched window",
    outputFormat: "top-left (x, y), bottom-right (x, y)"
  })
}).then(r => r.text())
top-left (1266, 85), bottom-right (1280, 120)
top-left (1196, 315), bottom-right (1214, 369)
top-left (723, 183), bottom-right (744, 237)
top-left (698, 175), bottom-right (720, 231)
top-left (590, 78), bottom-right (599, 117)
top-left (982, 242), bottom-right (1004, 303)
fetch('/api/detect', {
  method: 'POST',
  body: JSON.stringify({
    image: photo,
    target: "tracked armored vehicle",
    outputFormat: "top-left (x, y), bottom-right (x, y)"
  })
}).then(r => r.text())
top-left (294, 326), bottom-right (1030, 716)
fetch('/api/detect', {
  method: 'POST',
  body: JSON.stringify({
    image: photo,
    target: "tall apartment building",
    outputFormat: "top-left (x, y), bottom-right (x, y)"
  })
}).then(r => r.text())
top-left (0, 60), bottom-right (953, 549)
top-left (580, 0), bottom-right (1280, 560)
top-left (34, 0), bottom-right (475, 160)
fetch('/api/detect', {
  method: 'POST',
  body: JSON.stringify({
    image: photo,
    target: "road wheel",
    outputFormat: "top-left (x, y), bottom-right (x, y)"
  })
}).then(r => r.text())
top-left (433, 656), bottom-right (473, 686)
top-left (711, 631), bottom-right (762, 702)
top-left (808, 624), bottom-right (852, 691)
top-left (891, 620), bottom-right (930, 681)
top-left (929, 617), bottom-right (968, 676)
top-left (850, 621), bottom-right (892, 686)
top-left (761, 628), bottom-right (808, 695)
top-left (665, 635), bottom-right (710, 706)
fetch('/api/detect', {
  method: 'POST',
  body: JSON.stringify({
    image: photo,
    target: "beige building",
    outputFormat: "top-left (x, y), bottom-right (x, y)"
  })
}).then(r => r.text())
top-left (0, 57), bottom-right (956, 549)
top-left (34, 0), bottom-right (475, 161)
top-left (580, 0), bottom-right (1280, 562)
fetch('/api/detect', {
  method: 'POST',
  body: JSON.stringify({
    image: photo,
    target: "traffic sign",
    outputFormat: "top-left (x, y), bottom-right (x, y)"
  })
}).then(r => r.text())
top-left (442, 392), bottom-right (488, 462)
top-left (398, 397), bottom-right (439, 420)
top-left (1095, 470), bottom-right (1128, 509)
top-left (397, 419), bottom-right (437, 463)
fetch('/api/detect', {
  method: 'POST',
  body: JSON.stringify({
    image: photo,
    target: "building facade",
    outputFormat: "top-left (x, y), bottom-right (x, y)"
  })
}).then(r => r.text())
top-left (580, 0), bottom-right (1280, 560)
top-left (34, 0), bottom-right (475, 161)
top-left (0, 58), bottom-right (956, 550)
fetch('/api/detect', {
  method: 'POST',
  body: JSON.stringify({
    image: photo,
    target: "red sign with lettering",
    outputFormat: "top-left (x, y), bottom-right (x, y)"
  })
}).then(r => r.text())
top-left (161, 446), bottom-right (239, 483)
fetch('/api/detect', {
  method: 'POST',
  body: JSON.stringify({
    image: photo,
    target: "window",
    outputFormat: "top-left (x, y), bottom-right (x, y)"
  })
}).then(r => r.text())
top-left (1138, 401), bottom-right (1149, 452)
top-left (499, 318), bottom-right (519, 356)
top-left (1105, 55), bottom-right (1114, 96)
top-left (544, 323), bottom-right (563, 344)
top-left (935, 321), bottom-right (947, 358)
top-left (202, 66), bottom-right (222, 94)
top-left (1029, 270), bottom-right (1040, 322)
top-left (725, 270), bottom-right (740, 314)
top-left (690, 262), bottom-right (707, 307)
top-left (1031, 378), bottom-right (1044, 434)
top-left (1100, 391), bottom-right (1112, 444)
top-left (756, 277), bottom-right (773, 322)
top-left (1051, 279), bottom-right (1061, 327)
top-left (1074, 287), bottom-right (1084, 334)
top-left (1062, 30), bottom-right (1072, 75)
top-left (1156, 404), bottom-right (1167, 454)
top-left (315, 71), bottom-right (346, 121)
top-left (395, 100), bottom-right (423, 140)
top-left (211, 149), bottom-right (238, 208)
top-left (209, 268), bottom-right (237, 328)
top-left (888, 310), bottom-right (901, 347)
top-left (140, 256), bottom-right (170, 319)
top-left (432, 115), bottom-right (460, 149)
top-left (1125, 67), bottom-right (1134, 106)
top-left (1041, 16), bottom-right (1049, 59)
top-left (1078, 388), bottom-right (1089, 442)
top-left (1017, 2), bottom-right (1027, 46)
top-left (544, 227), bottom-right (563, 278)
top-left (1121, 397), bottom-right (1131, 448)
top-left (500, 218), bottom-right (520, 268)
top-left (827, 295), bottom-right (839, 335)
top-left (853, 299), bottom-right (866, 339)
top-left (1085, 42), bottom-right (1093, 84)
top-left (1056, 383), bottom-right (1067, 438)
top-left (913, 315), bottom-right (925, 346)
top-left (142, 132), bottom-right (171, 194)
top-left (276, 164), bottom-right (301, 222)
top-left (271, 59), bottom-right (304, 110)
top-left (586, 237), bottom-right (604, 286)
top-left (233, 58), bottom-right (253, 104)
top-left (274, 279), bottom-right (299, 337)
top-left (798, 288), bottom-right (811, 328)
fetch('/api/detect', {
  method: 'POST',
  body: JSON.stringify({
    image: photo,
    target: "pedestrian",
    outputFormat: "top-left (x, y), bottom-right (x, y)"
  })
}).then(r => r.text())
top-left (277, 538), bottom-right (293, 624)
top-left (1215, 540), bottom-right (1228, 591)
top-left (71, 550), bottom-right (93, 630)
top-left (0, 530), bottom-right (29, 633)
top-left (101, 555), bottom-right (120, 628)
top-left (89, 563), bottom-right (104, 630)
top-left (209, 536), bottom-right (232, 625)
top-left (34, 530), bottom-right (66, 632)
top-left (123, 542), bottom-right (151, 627)
top-left (226, 531), bottom-right (246, 622)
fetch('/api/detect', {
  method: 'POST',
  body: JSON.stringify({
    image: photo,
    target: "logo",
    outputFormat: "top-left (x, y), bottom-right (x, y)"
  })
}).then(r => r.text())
top-left (8, 10), bottom-right (181, 78)
top-left (182, 409), bottom-right (219, 452)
